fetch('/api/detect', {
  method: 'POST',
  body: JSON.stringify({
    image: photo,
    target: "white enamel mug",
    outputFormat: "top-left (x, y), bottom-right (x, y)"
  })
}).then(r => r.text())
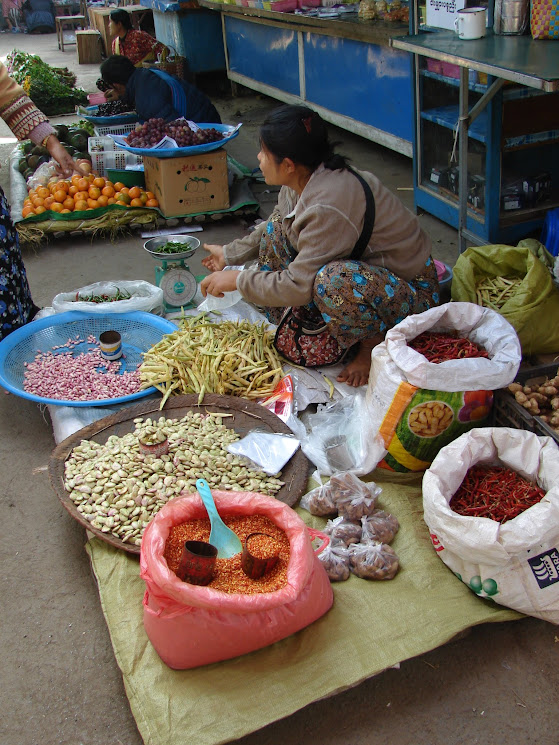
top-left (454, 7), bottom-right (487, 39)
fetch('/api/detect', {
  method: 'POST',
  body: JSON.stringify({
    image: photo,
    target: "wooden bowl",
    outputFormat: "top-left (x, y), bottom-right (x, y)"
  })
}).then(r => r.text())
top-left (49, 394), bottom-right (311, 556)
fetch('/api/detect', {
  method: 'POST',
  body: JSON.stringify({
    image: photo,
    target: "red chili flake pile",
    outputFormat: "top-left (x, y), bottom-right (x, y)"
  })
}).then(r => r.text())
top-left (449, 465), bottom-right (546, 523)
top-left (409, 331), bottom-right (489, 363)
top-left (164, 514), bottom-right (291, 594)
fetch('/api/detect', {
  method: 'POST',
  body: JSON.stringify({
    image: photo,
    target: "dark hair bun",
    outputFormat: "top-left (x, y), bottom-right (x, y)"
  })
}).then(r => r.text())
top-left (260, 104), bottom-right (349, 172)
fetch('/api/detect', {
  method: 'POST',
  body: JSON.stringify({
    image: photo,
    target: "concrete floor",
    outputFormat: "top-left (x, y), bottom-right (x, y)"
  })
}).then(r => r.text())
top-left (1, 31), bottom-right (558, 745)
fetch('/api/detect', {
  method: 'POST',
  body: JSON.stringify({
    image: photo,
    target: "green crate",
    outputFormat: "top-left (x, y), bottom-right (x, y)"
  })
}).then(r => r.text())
top-left (106, 169), bottom-right (145, 188)
top-left (493, 363), bottom-right (559, 444)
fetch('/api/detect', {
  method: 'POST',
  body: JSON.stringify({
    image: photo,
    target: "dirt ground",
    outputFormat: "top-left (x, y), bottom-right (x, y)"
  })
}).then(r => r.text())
top-left (0, 30), bottom-right (558, 745)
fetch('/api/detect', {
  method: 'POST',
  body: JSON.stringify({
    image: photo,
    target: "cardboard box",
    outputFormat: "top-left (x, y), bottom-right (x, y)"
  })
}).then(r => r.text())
top-left (143, 149), bottom-right (230, 218)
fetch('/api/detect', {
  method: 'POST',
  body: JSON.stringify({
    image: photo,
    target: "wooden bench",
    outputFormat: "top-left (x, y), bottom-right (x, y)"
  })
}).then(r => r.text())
top-left (56, 14), bottom-right (86, 52)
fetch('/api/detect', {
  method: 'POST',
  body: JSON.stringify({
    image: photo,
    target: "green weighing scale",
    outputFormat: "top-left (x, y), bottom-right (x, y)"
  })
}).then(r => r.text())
top-left (143, 235), bottom-right (204, 313)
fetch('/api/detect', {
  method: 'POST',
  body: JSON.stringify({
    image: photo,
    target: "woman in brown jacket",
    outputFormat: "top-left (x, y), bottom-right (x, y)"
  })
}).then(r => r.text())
top-left (0, 61), bottom-right (77, 339)
top-left (201, 105), bottom-right (440, 387)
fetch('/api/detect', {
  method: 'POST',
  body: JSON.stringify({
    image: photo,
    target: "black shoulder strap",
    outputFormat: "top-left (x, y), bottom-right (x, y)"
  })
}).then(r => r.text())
top-left (348, 168), bottom-right (375, 261)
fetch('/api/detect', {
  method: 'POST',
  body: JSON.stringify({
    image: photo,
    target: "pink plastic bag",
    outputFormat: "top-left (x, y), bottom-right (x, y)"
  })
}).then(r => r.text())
top-left (140, 490), bottom-right (333, 669)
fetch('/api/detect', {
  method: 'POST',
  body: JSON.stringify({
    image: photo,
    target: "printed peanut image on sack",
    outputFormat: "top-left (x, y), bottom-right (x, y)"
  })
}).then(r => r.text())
top-left (378, 387), bottom-right (494, 472)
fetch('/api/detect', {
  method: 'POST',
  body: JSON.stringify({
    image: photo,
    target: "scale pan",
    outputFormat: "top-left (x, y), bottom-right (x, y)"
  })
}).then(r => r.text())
top-left (144, 235), bottom-right (201, 261)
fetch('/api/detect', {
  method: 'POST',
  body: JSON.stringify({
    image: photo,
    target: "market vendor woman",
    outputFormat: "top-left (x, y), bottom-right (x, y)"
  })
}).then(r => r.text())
top-left (108, 9), bottom-right (168, 67)
top-left (99, 56), bottom-right (221, 125)
top-left (201, 104), bottom-right (440, 387)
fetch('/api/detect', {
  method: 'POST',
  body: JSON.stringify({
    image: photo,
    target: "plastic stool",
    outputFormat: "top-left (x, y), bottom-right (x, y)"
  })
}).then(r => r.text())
top-left (56, 14), bottom-right (86, 52)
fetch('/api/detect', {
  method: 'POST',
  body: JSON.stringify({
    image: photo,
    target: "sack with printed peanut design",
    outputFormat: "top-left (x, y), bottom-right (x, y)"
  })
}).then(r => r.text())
top-left (364, 303), bottom-right (521, 473)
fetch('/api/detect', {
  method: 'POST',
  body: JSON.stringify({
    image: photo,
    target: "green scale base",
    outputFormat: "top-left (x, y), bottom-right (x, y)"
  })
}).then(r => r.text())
top-left (154, 262), bottom-right (205, 313)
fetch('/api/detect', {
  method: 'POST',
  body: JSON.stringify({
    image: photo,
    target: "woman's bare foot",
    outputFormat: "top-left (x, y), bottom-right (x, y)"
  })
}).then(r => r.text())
top-left (336, 337), bottom-right (382, 387)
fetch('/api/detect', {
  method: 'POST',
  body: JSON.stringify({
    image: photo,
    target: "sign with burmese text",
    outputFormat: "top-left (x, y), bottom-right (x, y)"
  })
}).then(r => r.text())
top-left (426, 0), bottom-right (466, 30)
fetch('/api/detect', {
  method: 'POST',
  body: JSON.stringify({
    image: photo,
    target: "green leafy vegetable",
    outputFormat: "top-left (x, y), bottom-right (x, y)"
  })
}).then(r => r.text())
top-left (154, 241), bottom-right (192, 255)
top-left (6, 50), bottom-right (87, 116)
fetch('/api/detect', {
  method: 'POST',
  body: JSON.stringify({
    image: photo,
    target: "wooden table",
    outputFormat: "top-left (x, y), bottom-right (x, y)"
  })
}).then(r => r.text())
top-left (56, 13), bottom-right (86, 52)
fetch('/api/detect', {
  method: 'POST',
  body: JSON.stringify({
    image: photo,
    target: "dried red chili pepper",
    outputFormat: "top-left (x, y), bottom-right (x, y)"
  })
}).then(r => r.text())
top-left (449, 465), bottom-right (545, 523)
top-left (409, 331), bottom-right (489, 363)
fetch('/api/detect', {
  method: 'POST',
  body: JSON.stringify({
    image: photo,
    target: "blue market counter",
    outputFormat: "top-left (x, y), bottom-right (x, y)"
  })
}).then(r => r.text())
top-left (199, 2), bottom-right (413, 156)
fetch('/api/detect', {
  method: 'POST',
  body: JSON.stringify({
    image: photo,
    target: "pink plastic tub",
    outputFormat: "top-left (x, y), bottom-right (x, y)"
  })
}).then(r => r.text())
top-left (88, 92), bottom-right (107, 105)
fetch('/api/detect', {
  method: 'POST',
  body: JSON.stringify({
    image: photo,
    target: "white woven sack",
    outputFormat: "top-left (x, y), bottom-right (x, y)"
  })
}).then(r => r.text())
top-left (363, 302), bottom-right (522, 471)
top-left (423, 427), bottom-right (559, 624)
top-left (52, 280), bottom-right (164, 315)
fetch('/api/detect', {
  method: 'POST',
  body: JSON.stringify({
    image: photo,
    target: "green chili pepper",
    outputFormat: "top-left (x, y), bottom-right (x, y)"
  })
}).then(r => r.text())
top-left (76, 287), bottom-right (132, 303)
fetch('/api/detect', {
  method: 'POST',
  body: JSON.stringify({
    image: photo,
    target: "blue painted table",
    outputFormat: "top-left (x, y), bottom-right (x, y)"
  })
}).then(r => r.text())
top-left (199, 2), bottom-right (414, 156)
top-left (392, 29), bottom-right (559, 249)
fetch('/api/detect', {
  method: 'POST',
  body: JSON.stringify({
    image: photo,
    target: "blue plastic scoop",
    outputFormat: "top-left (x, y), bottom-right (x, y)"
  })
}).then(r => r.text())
top-left (196, 478), bottom-right (242, 559)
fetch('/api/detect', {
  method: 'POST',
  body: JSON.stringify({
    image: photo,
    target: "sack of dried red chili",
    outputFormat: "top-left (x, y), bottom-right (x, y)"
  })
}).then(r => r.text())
top-left (140, 490), bottom-right (333, 669)
top-left (364, 302), bottom-right (522, 473)
top-left (423, 427), bottom-right (559, 624)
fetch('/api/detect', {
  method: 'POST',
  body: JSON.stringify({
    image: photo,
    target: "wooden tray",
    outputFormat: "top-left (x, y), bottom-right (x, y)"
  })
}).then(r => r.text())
top-left (49, 394), bottom-right (311, 555)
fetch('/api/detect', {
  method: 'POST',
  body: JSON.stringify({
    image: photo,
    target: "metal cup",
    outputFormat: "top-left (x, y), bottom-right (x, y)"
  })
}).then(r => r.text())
top-left (176, 540), bottom-right (218, 585)
top-left (241, 532), bottom-right (280, 579)
top-left (99, 330), bottom-right (122, 361)
top-left (138, 437), bottom-right (169, 457)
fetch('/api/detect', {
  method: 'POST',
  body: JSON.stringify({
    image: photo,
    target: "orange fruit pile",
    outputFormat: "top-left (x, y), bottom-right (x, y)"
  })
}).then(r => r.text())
top-left (21, 173), bottom-right (159, 217)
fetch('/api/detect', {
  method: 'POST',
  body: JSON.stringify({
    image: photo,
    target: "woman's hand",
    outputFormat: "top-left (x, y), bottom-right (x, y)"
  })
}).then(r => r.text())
top-left (201, 243), bottom-right (226, 272)
top-left (104, 88), bottom-right (120, 102)
top-left (200, 270), bottom-right (240, 298)
top-left (45, 135), bottom-right (83, 179)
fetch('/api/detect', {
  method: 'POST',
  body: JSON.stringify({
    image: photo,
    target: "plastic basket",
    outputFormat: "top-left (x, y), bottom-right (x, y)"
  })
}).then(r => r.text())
top-left (151, 55), bottom-right (188, 80)
top-left (93, 122), bottom-right (138, 137)
top-left (82, 106), bottom-right (138, 126)
top-left (0, 311), bottom-right (177, 407)
top-left (492, 363), bottom-right (559, 445)
top-left (88, 136), bottom-right (118, 154)
top-left (90, 150), bottom-right (144, 177)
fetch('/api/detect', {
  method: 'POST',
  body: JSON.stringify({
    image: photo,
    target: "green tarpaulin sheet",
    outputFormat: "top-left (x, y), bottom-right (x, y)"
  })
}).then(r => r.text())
top-left (87, 472), bottom-right (520, 745)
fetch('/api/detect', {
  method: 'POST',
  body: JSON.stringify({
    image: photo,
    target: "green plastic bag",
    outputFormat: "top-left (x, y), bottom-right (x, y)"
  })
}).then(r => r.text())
top-left (451, 242), bottom-right (559, 355)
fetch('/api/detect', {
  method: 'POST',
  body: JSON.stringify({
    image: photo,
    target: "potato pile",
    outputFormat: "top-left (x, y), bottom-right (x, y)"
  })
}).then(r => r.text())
top-left (507, 368), bottom-right (559, 433)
